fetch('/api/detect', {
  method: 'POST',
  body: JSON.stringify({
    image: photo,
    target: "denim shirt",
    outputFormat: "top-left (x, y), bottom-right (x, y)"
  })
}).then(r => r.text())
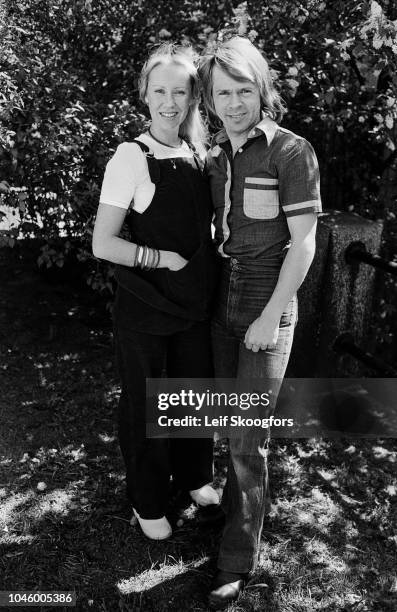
top-left (206, 115), bottom-right (322, 260)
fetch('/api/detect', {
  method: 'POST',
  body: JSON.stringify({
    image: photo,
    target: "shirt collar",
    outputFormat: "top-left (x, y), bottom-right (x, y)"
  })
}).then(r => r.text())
top-left (214, 112), bottom-right (278, 146)
top-left (214, 113), bottom-right (279, 147)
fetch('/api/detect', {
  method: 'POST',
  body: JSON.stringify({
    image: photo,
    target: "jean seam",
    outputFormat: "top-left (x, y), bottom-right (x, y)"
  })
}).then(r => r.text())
top-left (252, 454), bottom-right (266, 571)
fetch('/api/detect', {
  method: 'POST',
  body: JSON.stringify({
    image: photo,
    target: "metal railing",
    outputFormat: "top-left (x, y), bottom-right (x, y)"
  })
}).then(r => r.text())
top-left (345, 241), bottom-right (397, 276)
top-left (333, 332), bottom-right (397, 377)
top-left (338, 241), bottom-right (397, 375)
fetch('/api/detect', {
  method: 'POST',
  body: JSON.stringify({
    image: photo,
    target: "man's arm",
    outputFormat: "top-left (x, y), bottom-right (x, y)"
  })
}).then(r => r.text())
top-left (244, 213), bottom-right (317, 352)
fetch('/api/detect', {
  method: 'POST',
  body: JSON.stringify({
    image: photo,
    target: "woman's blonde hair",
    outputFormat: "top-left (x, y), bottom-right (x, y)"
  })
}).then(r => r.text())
top-left (198, 36), bottom-right (286, 128)
top-left (139, 43), bottom-right (207, 147)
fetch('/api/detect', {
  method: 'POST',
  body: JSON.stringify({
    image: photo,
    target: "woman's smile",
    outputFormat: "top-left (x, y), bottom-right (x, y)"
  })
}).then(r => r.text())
top-left (145, 63), bottom-right (192, 144)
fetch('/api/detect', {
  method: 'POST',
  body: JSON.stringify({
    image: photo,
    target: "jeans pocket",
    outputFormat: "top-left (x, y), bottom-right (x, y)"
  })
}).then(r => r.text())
top-left (279, 297), bottom-right (298, 328)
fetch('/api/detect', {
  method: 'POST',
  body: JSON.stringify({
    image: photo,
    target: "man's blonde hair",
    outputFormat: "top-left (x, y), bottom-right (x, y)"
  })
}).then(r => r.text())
top-left (198, 37), bottom-right (286, 128)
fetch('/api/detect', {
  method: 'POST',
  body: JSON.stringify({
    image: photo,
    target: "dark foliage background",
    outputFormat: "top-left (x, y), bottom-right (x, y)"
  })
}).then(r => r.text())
top-left (1, 0), bottom-right (396, 360)
top-left (1, 5), bottom-right (397, 609)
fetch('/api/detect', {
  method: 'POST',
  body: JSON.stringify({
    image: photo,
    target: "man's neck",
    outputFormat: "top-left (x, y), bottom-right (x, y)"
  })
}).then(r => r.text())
top-left (229, 134), bottom-right (249, 155)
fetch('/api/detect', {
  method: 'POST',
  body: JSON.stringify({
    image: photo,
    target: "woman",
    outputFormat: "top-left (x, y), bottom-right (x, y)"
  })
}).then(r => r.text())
top-left (93, 43), bottom-right (219, 540)
top-left (198, 37), bottom-right (322, 607)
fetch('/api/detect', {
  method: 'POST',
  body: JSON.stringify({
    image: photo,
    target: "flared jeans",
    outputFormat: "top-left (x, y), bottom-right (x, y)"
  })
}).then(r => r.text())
top-left (212, 257), bottom-right (297, 573)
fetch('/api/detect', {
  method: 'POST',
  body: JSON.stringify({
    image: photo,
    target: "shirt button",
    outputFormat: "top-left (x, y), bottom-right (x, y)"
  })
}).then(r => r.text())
top-left (238, 148), bottom-right (243, 153)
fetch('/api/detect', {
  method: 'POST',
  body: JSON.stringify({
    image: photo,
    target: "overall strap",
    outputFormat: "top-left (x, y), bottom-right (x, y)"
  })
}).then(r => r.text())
top-left (132, 139), bottom-right (161, 184)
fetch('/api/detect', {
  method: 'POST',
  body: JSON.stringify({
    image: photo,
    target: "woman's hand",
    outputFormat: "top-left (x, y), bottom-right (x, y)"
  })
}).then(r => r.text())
top-left (160, 250), bottom-right (188, 271)
top-left (244, 312), bottom-right (280, 352)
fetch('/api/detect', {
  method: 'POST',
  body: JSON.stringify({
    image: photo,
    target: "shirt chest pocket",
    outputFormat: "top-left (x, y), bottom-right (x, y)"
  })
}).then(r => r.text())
top-left (243, 177), bottom-right (279, 220)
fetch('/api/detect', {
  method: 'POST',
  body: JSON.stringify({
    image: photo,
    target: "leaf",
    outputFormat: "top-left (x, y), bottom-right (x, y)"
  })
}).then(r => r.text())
top-left (285, 78), bottom-right (299, 89)
top-left (325, 90), bottom-right (334, 104)
top-left (0, 181), bottom-right (10, 193)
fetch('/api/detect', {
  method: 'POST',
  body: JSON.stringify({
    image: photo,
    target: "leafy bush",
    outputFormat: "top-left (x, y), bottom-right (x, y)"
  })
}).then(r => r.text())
top-left (0, 0), bottom-right (396, 352)
top-left (245, 0), bottom-right (397, 218)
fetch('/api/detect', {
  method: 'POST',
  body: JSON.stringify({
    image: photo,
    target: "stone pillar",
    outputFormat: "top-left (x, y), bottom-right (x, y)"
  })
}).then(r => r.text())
top-left (288, 211), bottom-right (384, 377)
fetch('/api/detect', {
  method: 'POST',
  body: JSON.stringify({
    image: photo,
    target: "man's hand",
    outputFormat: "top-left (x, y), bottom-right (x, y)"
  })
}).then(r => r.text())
top-left (244, 312), bottom-right (280, 352)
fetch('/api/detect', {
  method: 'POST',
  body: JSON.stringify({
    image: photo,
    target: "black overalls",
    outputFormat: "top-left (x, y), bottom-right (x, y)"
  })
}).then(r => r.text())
top-left (113, 138), bottom-right (218, 519)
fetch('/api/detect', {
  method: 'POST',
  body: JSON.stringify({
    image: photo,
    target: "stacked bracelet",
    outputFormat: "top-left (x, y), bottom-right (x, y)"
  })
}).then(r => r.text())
top-left (133, 245), bottom-right (160, 270)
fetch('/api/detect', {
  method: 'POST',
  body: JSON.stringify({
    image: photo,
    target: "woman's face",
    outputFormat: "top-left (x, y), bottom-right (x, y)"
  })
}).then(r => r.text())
top-left (145, 62), bottom-right (193, 134)
top-left (212, 65), bottom-right (261, 141)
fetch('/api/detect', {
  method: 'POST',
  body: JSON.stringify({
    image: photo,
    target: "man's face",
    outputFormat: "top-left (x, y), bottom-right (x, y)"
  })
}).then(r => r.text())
top-left (212, 65), bottom-right (261, 141)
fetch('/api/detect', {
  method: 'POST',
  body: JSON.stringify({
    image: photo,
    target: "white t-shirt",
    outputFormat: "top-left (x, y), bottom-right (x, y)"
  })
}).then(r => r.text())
top-left (99, 133), bottom-right (198, 214)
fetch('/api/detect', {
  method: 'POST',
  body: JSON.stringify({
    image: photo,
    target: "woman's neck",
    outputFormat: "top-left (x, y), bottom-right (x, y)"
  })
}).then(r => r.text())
top-left (148, 125), bottom-right (182, 148)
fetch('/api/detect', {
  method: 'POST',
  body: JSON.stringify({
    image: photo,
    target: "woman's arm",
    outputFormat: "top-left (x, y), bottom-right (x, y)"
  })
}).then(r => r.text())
top-left (244, 213), bottom-right (317, 351)
top-left (92, 202), bottom-right (187, 271)
top-left (92, 203), bottom-right (136, 265)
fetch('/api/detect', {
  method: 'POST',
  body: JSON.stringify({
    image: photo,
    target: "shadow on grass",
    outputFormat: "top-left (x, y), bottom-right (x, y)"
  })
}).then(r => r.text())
top-left (1, 256), bottom-right (397, 611)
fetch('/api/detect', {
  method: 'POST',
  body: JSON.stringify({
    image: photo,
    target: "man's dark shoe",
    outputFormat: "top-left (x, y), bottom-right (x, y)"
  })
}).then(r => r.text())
top-left (208, 570), bottom-right (247, 609)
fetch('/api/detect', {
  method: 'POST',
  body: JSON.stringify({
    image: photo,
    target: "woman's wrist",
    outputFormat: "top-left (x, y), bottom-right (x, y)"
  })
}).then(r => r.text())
top-left (132, 244), bottom-right (139, 267)
top-left (133, 245), bottom-right (161, 270)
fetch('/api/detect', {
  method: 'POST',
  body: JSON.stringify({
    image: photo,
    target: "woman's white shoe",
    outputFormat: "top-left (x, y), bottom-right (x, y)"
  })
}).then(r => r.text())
top-left (132, 509), bottom-right (172, 540)
top-left (189, 484), bottom-right (220, 507)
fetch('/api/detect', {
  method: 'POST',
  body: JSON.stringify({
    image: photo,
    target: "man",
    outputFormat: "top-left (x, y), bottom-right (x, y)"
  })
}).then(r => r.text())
top-left (199, 36), bottom-right (322, 608)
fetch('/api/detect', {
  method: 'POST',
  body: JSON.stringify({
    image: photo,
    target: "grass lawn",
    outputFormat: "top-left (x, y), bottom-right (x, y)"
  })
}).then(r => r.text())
top-left (0, 251), bottom-right (396, 611)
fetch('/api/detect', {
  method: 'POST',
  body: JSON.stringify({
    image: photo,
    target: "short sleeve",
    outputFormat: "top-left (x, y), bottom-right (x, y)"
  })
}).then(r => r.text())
top-left (277, 138), bottom-right (322, 217)
top-left (99, 142), bottom-right (149, 210)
